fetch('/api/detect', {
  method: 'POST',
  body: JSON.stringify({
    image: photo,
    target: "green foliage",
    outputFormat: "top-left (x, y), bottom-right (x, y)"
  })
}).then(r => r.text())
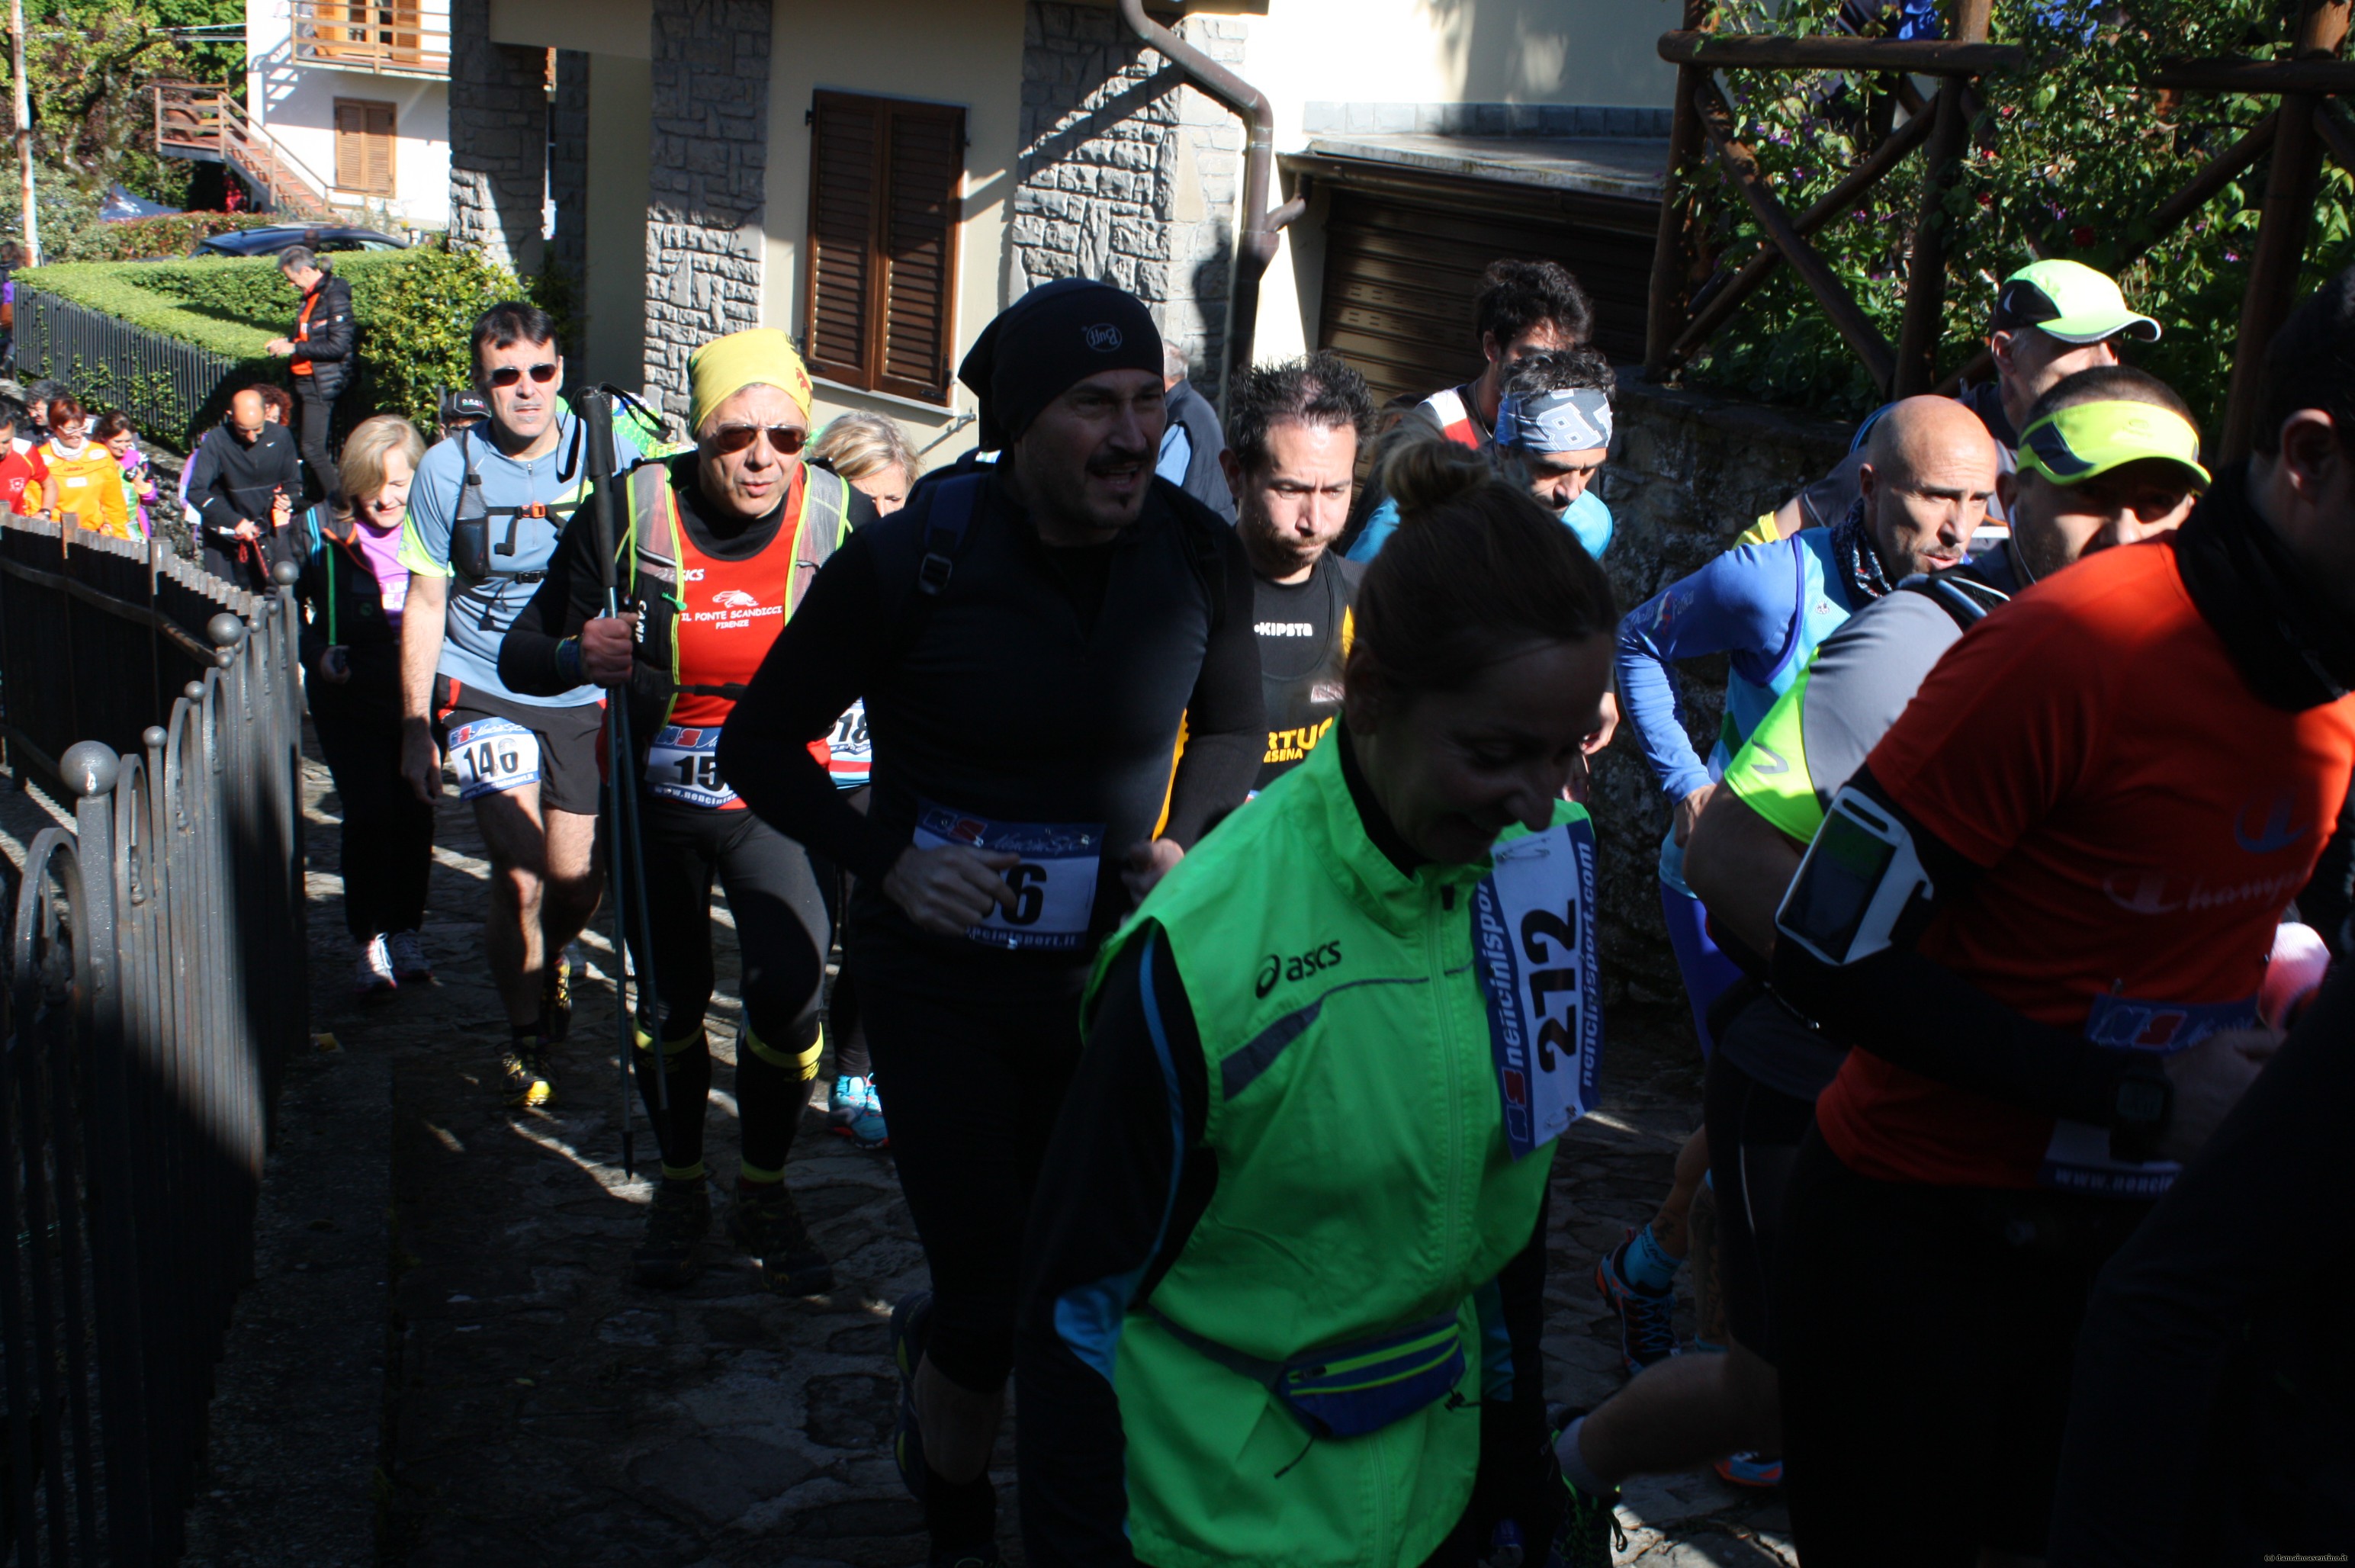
top-left (9, 0), bottom-right (210, 211)
top-left (347, 243), bottom-right (523, 427)
top-left (1685, 0), bottom-right (2352, 439)
top-left (14, 242), bottom-right (544, 445)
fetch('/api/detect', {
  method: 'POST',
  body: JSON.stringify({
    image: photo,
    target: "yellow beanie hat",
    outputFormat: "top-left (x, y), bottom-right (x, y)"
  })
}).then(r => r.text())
top-left (686, 328), bottom-right (814, 436)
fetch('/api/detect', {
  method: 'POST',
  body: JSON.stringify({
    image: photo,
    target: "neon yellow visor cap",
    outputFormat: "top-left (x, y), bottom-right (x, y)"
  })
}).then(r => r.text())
top-left (2016, 400), bottom-right (2210, 490)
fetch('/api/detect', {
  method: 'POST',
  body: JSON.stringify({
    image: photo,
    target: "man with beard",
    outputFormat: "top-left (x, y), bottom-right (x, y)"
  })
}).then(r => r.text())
top-left (720, 279), bottom-right (1261, 1568)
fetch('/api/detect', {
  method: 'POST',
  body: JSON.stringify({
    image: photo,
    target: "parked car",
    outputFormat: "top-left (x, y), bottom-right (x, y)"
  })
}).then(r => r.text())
top-left (191, 225), bottom-right (408, 258)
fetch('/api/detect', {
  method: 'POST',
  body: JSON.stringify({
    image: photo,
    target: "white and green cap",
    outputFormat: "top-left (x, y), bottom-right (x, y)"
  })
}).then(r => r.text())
top-left (1990, 259), bottom-right (2161, 346)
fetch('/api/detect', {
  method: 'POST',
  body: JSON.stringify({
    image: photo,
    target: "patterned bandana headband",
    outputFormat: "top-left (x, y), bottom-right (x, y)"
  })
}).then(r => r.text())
top-left (1496, 387), bottom-right (1612, 455)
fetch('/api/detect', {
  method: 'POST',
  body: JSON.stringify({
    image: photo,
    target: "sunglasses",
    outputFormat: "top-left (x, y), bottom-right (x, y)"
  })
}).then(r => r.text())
top-left (484, 362), bottom-right (559, 389)
top-left (705, 424), bottom-right (808, 458)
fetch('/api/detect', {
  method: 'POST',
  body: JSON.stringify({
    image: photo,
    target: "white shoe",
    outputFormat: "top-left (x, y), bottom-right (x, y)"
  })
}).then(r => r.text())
top-left (386, 928), bottom-right (434, 982)
top-left (355, 934), bottom-right (397, 996)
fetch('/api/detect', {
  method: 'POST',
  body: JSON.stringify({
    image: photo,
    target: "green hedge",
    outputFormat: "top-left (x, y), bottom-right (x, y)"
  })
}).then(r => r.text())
top-left (15, 241), bottom-right (532, 432)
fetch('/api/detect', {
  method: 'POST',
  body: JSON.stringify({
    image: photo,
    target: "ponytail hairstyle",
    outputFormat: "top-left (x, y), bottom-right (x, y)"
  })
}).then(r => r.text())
top-left (1353, 439), bottom-right (1617, 703)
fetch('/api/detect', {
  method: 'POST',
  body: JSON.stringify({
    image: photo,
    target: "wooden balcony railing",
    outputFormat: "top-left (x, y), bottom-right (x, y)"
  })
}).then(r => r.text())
top-left (291, 0), bottom-right (449, 77)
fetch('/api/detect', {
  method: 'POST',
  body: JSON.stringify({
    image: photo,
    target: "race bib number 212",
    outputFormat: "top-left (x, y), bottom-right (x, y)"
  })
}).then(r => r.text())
top-left (1472, 816), bottom-right (1602, 1159)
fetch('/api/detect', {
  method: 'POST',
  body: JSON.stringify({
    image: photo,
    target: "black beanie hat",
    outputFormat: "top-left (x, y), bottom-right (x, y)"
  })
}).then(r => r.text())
top-left (958, 278), bottom-right (1164, 449)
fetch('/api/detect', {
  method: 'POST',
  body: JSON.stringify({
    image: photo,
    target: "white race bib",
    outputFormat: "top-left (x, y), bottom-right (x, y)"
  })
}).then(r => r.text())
top-left (645, 724), bottom-right (736, 808)
top-left (911, 802), bottom-right (1104, 953)
top-left (1471, 816), bottom-right (1602, 1158)
top-left (827, 700), bottom-right (872, 790)
top-left (2040, 992), bottom-right (2256, 1199)
top-left (448, 716), bottom-right (542, 801)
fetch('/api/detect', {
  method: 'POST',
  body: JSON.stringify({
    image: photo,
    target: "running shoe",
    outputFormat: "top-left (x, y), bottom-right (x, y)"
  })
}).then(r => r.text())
top-left (386, 929), bottom-right (434, 983)
top-left (891, 1289), bottom-right (934, 1502)
top-left (727, 1184), bottom-right (835, 1296)
top-left (632, 1177), bottom-right (711, 1289)
top-left (500, 1041), bottom-right (553, 1109)
top-left (1714, 1451), bottom-right (1783, 1489)
top-left (541, 945), bottom-right (577, 1044)
top-left (829, 1075), bottom-right (890, 1150)
top-left (1594, 1228), bottom-right (1682, 1377)
top-left (1547, 1407), bottom-right (1627, 1568)
top-left (354, 933), bottom-right (397, 997)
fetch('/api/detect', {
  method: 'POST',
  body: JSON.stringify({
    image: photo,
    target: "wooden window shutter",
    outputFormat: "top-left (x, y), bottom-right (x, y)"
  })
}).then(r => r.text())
top-left (806, 93), bottom-right (881, 387)
top-left (333, 100), bottom-right (365, 191)
top-left (334, 98), bottom-right (395, 195)
top-left (365, 101), bottom-right (395, 196)
top-left (877, 103), bottom-right (962, 403)
top-left (805, 92), bottom-right (963, 403)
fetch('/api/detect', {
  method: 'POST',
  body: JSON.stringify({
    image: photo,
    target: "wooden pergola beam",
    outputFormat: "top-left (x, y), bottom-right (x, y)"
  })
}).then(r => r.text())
top-left (1658, 31), bottom-right (2023, 76)
top-left (1670, 98), bottom-right (1937, 367)
top-left (2151, 56), bottom-right (2355, 95)
top-left (1693, 82), bottom-right (1897, 393)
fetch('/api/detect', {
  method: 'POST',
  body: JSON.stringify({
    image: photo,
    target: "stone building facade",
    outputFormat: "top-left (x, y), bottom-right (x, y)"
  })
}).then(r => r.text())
top-left (642, 0), bottom-right (773, 416)
top-left (1014, 2), bottom-right (1247, 379)
top-left (446, 0), bottom-right (551, 275)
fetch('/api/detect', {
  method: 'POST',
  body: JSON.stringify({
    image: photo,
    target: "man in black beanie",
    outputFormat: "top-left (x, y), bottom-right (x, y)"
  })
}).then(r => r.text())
top-left (721, 277), bottom-right (1261, 1568)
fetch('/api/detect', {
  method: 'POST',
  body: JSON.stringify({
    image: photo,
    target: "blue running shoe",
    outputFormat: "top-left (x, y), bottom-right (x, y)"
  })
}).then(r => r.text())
top-left (891, 1290), bottom-right (933, 1502)
top-left (830, 1074), bottom-right (890, 1150)
top-left (1714, 1451), bottom-right (1783, 1489)
top-left (1594, 1227), bottom-right (1681, 1377)
top-left (1547, 1407), bottom-right (1627, 1568)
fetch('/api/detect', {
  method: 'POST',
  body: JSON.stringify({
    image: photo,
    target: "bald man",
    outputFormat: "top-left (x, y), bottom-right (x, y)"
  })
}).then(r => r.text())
top-left (1589, 397), bottom-right (1998, 1389)
top-left (1755, 259), bottom-right (2160, 543)
top-left (187, 384), bottom-right (304, 590)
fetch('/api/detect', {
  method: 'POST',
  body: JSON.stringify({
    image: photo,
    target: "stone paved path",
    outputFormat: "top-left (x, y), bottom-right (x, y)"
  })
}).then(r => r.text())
top-left (285, 726), bottom-right (1796, 1567)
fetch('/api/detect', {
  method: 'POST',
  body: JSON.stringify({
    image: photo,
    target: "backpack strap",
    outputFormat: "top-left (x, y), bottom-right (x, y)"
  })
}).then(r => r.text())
top-left (1897, 561), bottom-right (2011, 631)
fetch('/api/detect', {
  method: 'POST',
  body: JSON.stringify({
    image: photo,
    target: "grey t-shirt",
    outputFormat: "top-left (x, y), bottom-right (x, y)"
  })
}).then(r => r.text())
top-left (1717, 541), bottom-right (2025, 1100)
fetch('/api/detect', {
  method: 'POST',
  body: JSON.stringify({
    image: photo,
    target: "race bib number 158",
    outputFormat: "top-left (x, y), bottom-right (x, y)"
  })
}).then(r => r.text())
top-left (1472, 815), bottom-right (1602, 1159)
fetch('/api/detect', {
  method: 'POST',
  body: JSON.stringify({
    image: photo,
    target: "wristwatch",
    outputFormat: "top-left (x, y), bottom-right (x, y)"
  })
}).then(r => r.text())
top-left (2108, 1061), bottom-right (2173, 1165)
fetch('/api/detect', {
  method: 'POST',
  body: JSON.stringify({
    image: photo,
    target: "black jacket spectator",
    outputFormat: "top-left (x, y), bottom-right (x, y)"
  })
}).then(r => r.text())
top-left (288, 272), bottom-right (356, 398)
top-left (185, 415), bottom-right (303, 588)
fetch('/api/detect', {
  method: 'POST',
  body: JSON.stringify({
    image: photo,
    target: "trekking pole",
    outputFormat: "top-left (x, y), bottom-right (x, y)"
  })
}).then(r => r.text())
top-left (578, 389), bottom-right (668, 1181)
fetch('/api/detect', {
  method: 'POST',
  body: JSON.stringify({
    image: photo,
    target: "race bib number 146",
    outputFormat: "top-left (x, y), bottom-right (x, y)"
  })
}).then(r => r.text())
top-left (1472, 815), bottom-right (1602, 1159)
top-left (448, 716), bottom-right (542, 802)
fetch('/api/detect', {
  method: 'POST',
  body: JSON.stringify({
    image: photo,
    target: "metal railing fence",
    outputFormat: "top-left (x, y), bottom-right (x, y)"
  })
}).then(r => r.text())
top-left (0, 517), bottom-right (308, 1564)
top-left (11, 291), bottom-right (268, 457)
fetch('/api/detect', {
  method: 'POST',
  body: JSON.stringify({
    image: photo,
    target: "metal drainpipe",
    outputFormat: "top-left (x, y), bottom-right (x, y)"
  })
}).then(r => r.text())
top-left (1116, 0), bottom-right (1307, 410)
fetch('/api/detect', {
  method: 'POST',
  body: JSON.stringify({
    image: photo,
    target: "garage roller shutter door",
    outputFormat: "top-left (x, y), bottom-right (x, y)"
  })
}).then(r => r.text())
top-left (1316, 177), bottom-right (1654, 407)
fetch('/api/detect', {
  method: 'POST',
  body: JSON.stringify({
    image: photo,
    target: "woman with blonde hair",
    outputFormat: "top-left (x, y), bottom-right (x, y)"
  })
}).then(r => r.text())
top-left (811, 410), bottom-right (918, 515)
top-left (804, 409), bottom-right (921, 1148)
top-left (300, 412), bottom-right (437, 994)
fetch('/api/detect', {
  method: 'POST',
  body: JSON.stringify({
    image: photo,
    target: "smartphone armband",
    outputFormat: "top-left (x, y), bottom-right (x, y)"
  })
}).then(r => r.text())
top-left (1775, 786), bottom-right (1934, 967)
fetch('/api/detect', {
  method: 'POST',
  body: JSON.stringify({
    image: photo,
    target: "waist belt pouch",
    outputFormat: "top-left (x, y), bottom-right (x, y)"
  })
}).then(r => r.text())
top-left (1154, 1307), bottom-right (1466, 1440)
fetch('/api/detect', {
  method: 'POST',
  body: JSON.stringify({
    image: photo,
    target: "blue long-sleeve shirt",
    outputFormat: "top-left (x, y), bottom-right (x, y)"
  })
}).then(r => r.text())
top-left (1614, 538), bottom-right (1826, 805)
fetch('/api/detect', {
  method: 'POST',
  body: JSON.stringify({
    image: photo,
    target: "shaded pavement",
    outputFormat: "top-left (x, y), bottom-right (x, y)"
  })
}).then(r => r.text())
top-left (221, 722), bottom-right (1798, 1566)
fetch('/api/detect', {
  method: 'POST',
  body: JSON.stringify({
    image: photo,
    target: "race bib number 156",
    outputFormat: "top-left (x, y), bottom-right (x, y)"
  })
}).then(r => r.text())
top-left (1472, 815), bottom-right (1602, 1159)
top-left (911, 802), bottom-right (1104, 953)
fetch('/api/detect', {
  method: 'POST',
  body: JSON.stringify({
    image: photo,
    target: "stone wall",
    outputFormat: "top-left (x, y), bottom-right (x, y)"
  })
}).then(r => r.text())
top-left (642, 0), bottom-right (773, 419)
top-left (447, 0), bottom-right (549, 275)
top-left (1014, 2), bottom-right (1245, 379)
top-left (1586, 377), bottom-right (1849, 1017)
